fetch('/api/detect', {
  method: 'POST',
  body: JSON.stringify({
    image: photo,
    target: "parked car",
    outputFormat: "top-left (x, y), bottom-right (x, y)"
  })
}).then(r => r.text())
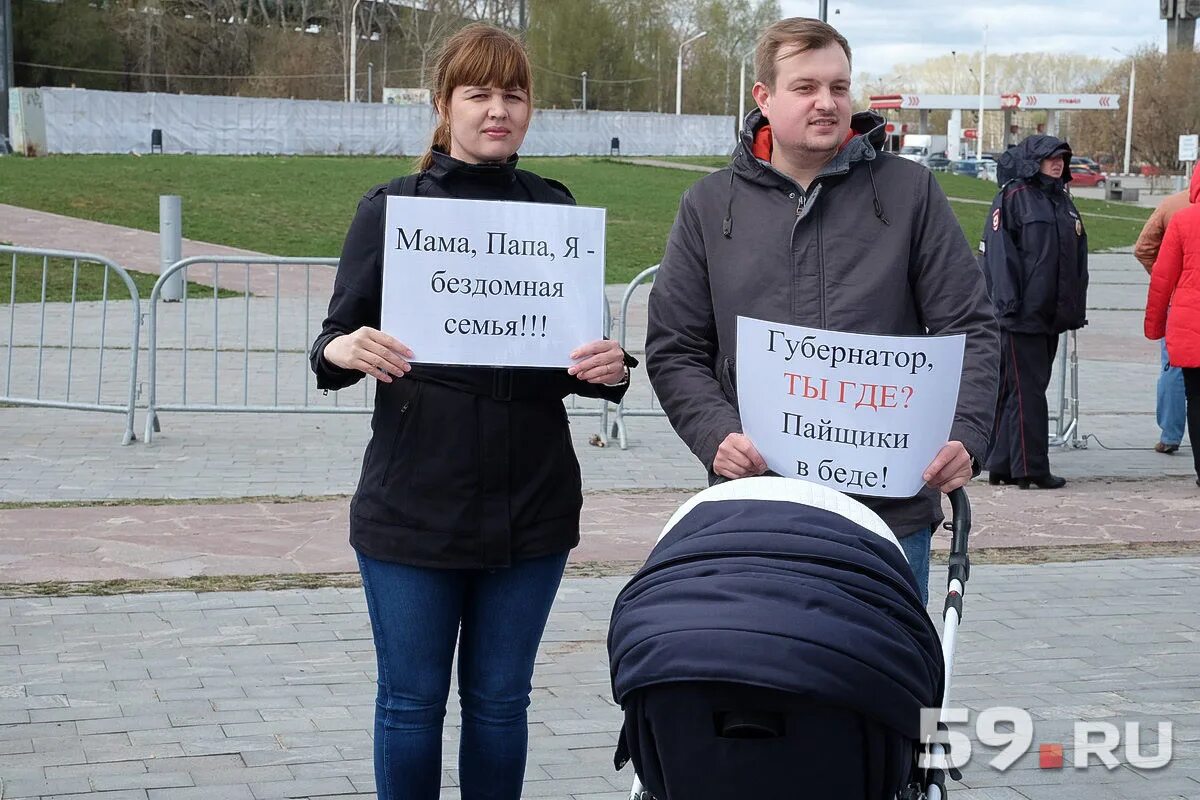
top-left (1069, 165), bottom-right (1106, 187)
top-left (925, 152), bottom-right (952, 172)
top-left (951, 157), bottom-right (998, 182)
top-left (1071, 156), bottom-right (1102, 173)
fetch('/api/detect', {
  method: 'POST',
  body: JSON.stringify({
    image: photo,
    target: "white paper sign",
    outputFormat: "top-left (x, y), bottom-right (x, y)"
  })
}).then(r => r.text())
top-left (1180, 134), bottom-right (1199, 163)
top-left (381, 196), bottom-right (606, 368)
top-left (736, 316), bottom-right (966, 499)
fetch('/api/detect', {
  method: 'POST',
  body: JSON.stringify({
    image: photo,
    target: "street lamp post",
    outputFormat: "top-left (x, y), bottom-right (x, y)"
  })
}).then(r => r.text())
top-left (819, 0), bottom-right (828, 22)
top-left (581, 71), bottom-right (587, 112)
top-left (1112, 47), bottom-right (1135, 175)
top-left (737, 47), bottom-right (755, 130)
top-left (349, 0), bottom-right (363, 102)
top-left (0, 0), bottom-right (12, 153)
top-left (676, 31), bottom-right (707, 116)
top-left (976, 25), bottom-right (988, 160)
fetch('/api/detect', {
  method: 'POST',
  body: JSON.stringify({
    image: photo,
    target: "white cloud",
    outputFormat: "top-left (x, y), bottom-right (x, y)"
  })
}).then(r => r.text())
top-left (778, 0), bottom-right (1166, 82)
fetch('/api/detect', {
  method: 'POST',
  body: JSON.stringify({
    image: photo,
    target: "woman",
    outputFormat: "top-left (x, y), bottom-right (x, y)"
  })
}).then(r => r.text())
top-left (309, 24), bottom-right (633, 800)
top-left (1145, 166), bottom-right (1200, 488)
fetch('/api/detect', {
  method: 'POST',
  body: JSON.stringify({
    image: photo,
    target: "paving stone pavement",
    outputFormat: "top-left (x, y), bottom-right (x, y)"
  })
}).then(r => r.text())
top-left (3, 481), bottom-right (1200, 584)
top-left (0, 558), bottom-right (1197, 799)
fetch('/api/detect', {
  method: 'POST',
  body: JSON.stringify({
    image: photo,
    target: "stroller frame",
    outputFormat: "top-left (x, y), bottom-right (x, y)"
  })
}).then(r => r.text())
top-left (625, 487), bottom-right (973, 800)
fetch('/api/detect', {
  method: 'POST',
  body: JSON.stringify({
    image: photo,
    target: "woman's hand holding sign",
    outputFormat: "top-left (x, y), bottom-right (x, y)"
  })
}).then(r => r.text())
top-left (923, 441), bottom-right (973, 493)
top-left (568, 340), bottom-right (628, 385)
top-left (325, 327), bottom-right (414, 383)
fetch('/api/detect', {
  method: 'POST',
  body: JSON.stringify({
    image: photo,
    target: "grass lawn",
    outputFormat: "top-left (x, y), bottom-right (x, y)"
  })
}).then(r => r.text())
top-left (933, 172), bottom-right (1151, 253)
top-left (0, 155), bottom-right (699, 286)
top-left (0, 155), bottom-right (1150, 297)
top-left (659, 162), bottom-right (1150, 252)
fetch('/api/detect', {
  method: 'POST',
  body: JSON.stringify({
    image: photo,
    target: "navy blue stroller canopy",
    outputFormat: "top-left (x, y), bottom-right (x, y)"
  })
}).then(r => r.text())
top-left (607, 478), bottom-right (946, 800)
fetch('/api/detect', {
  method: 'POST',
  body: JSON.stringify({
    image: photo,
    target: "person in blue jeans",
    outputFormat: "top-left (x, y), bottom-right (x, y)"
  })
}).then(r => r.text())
top-left (1136, 189), bottom-right (1191, 454)
top-left (310, 24), bottom-right (634, 800)
top-left (1157, 340), bottom-right (1187, 453)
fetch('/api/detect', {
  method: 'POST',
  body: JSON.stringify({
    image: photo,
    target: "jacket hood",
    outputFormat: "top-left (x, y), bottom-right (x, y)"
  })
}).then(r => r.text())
top-left (1192, 164), bottom-right (1200, 204)
top-left (997, 135), bottom-right (1073, 186)
top-left (733, 108), bottom-right (888, 184)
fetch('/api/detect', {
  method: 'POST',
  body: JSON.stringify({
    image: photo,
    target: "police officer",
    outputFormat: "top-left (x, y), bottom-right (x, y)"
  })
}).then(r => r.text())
top-left (981, 135), bottom-right (1089, 489)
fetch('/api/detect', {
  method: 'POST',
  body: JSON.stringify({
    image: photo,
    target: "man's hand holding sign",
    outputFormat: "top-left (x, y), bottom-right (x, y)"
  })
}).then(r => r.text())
top-left (734, 317), bottom-right (967, 499)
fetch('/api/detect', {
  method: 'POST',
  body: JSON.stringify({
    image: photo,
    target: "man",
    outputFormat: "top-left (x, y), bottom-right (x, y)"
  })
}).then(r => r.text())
top-left (981, 135), bottom-right (1089, 490)
top-left (1135, 188), bottom-right (1191, 455)
top-left (645, 17), bottom-right (999, 605)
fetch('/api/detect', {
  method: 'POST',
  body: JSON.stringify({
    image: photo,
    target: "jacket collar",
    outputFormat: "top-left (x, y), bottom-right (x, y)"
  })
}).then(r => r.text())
top-left (732, 108), bottom-right (887, 189)
top-left (426, 147), bottom-right (520, 187)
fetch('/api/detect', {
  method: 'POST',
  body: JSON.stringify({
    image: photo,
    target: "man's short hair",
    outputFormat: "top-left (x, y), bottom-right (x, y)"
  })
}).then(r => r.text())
top-left (755, 17), bottom-right (853, 89)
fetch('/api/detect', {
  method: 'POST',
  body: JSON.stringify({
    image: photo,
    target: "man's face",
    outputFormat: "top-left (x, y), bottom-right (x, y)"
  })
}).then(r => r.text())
top-left (1040, 155), bottom-right (1065, 180)
top-left (752, 44), bottom-right (853, 164)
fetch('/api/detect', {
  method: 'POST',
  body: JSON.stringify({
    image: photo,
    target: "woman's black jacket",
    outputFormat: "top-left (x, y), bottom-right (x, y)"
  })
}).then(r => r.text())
top-left (311, 150), bottom-right (631, 568)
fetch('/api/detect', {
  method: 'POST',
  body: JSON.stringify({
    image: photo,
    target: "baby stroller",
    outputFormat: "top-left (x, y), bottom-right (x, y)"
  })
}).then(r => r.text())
top-left (607, 477), bottom-right (972, 800)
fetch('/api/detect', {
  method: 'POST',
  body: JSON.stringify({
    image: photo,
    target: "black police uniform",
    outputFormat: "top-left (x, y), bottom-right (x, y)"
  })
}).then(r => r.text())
top-left (980, 135), bottom-right (1089, 486)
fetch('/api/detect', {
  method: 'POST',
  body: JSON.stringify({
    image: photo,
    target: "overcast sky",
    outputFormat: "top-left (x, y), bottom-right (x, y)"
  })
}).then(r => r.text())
top-left (778, 0), bottom-right (1168, 82)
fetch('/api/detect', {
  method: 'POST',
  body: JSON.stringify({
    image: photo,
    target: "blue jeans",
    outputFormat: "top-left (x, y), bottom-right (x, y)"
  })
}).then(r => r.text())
top-left (898, 526), bottom-right (933, 606)
top-left (1158, 340), bottom-right (1187, 446)
top-left (356, 550), bottom-right (569, 800)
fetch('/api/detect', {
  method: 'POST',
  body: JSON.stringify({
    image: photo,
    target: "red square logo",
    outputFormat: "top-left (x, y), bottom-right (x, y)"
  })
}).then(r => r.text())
top-left (1040, 743), bottom-right (1064, 769)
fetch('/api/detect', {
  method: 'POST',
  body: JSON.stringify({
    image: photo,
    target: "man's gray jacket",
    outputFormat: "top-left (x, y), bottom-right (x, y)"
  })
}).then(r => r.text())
top-left (645, 109), bottom-right (999, 534)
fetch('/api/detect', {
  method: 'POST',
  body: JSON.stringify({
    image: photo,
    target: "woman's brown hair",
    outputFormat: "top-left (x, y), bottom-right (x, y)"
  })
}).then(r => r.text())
top-left (418, 23), bottom-right (533, 171)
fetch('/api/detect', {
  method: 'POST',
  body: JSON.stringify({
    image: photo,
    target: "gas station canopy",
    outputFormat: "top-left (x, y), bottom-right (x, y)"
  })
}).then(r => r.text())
top-left (869, 93), bottom-right (1121, 111)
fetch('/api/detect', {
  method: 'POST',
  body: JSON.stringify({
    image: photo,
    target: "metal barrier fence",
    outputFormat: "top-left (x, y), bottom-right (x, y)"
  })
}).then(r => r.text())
top-left (0, 245), bottom-right (141, 444)
top-left (608, 264), bottom-right (1084, 451)
top-left (144, 256), bottom-right (613, 444)
top-left (145, 256), bottom-right (355, 443)
top-left (611, 264), bottom-right (663, 449)
top-left (1049, 329), bottom-right (1084, 448)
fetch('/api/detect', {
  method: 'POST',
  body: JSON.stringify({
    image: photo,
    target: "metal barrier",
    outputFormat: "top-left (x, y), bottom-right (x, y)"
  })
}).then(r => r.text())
top-left (1049, 329), bottom-right (1084, 448)
top-left (144, 256), bottom-right (345, 443)
top-left (563, 296), bottom-right (616, 443)
top-left (0, 245), bottom-right (141, 444)
top-left (611, 264), bottom-right (664, 449)
top-left (144, 255), bottom-right (615, 443)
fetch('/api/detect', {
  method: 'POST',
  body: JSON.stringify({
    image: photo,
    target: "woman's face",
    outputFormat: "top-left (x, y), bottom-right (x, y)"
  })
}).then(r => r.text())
top-left (1040, 156), bottom-right (1065, 180)
top-left (444, 84), bottom-right (531, 164)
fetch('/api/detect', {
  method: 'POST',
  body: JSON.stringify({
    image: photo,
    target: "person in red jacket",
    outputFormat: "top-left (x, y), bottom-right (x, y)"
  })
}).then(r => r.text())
top-left (1145, 167), bottom-right (1200, 487)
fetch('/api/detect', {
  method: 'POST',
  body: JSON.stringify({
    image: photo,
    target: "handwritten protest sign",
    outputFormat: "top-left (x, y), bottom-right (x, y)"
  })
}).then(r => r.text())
top-left (381, 196), bottom-right (606, 368)
top-left (736, 316), bottom-right (966, 498)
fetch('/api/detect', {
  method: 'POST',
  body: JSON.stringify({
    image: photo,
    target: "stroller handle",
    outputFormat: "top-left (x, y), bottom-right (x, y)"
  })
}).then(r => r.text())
top-left (944, 488), bottom-right (971, 587)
